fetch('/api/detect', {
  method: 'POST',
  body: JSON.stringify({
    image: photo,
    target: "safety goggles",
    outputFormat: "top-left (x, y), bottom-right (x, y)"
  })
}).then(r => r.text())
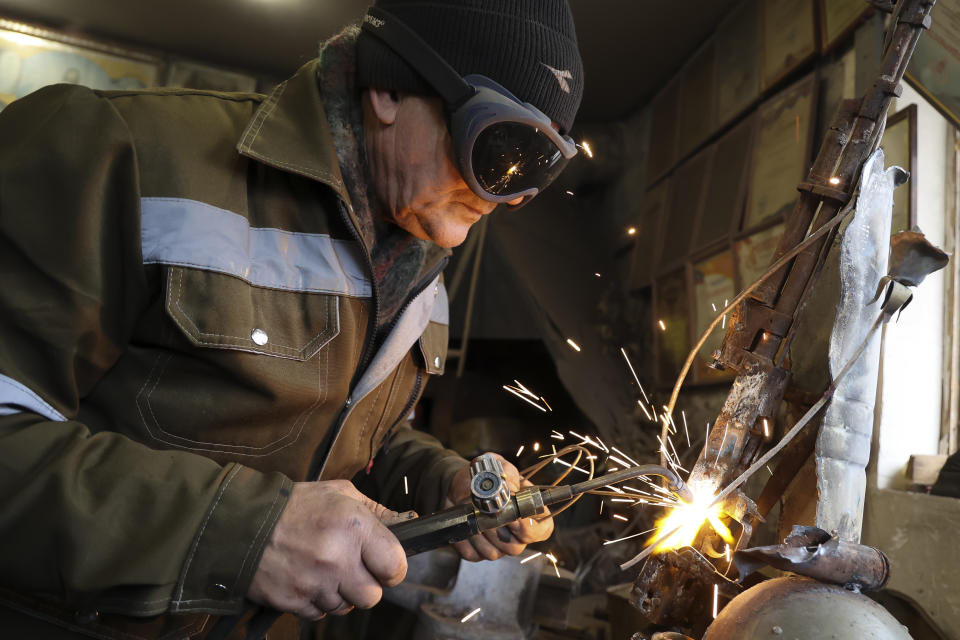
top-left (362, 7), bottom-right (578, 206)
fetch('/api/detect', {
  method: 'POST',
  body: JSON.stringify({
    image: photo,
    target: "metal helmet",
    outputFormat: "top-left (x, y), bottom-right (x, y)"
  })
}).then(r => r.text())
top-left (703, 577), bottom-right (912, 640)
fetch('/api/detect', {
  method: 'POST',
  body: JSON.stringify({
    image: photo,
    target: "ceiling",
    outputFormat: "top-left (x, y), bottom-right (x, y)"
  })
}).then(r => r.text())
top-left (0, 0), bottom-right (741, 123)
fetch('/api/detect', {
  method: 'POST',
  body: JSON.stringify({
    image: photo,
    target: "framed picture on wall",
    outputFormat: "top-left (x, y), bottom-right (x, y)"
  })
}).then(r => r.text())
top-left (691, 251), bottom-right (737, 383)
top-left (715, 0), bottom-right (761, 128)
top-left (905, 0), bottom-right (960, 129)
top-left (0, 19), bottom-right (160, 112)
top-left (879, 105), bottom-right (917, 233)
top-left (677, 40), bottom-right (717, 158)
top-left (164, 60), bottom-right (257, 92)
top-left (743, 74), bottom-right (817, 231)
top-left (654, 268), bottom-right (691, 387)
top-left (819, 0), bottom-right (874, 53)
top-left (659, 148), bottom-right (712, 273)
top-left (759, 0), bottom-right (817, 90)
top-left (646, 77), bottom-right (681, 184)
top-left (735, 222), bottom-right (786, 293)
top-left (629, 179), bottom-right (671, 290)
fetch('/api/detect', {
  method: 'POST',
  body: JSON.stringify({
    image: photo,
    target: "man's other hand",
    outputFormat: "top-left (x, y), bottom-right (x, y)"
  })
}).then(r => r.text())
top-left (446, 453), bottom-right (555, 561)
top-left (248, 480), bottom-right (409, 620)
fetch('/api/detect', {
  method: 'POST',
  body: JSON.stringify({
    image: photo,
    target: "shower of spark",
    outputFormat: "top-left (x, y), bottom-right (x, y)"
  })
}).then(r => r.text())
top-left (649, 478), bottom-right (734, 553)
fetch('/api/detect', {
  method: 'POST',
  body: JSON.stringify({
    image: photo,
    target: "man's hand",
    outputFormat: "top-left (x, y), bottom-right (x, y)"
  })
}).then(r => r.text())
top-left (248, 480), bottom-right (410, 620)
top-left (446, 453), bottom-right (555, 561)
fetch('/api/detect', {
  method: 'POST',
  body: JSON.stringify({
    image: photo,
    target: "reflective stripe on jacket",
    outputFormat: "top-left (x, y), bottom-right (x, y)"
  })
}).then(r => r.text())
top-left (0, 59), bottom-right (466, 639)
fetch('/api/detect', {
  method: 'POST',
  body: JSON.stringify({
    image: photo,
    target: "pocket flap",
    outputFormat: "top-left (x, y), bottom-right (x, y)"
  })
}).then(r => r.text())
top-left (166, 267), bottom-right (339, 361)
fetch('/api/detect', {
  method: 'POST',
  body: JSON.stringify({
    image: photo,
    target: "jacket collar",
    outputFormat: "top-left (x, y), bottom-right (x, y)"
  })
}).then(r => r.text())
top-left (237, 60), bottom-right (351, 206)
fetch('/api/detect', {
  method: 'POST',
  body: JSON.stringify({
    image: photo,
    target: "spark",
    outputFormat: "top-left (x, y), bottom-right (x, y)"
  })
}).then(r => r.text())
top-left (566, 190), bottom-right (575, 196)
top-left (546, 552), bottom-right (561, 578)
top-left (763, 418), bottom-right (770, 438)
top-left (604, 484), bottom-right (625, 494)
top-left (520, 551), bottom-right (543, 564)
top-left (611, 446), bottom-right (640, 467)
top-left (722, 314), bottom-right (726, 329)
top-left (533, 442), bottom-right (541, 452)
top-left (712, 302), bottom-right (717, 312)
top-left (594, 272), bottom-right (602, 278)
top-left (540, 396), bottom-right (553, 411)
top-left (620, 348), bottom-right (650, 404)
top-left (581, 141), bottom-right (594, 158)
top-left (829, 176), bottom-right (840, 185)
top-left (587, 454), bottom-right (597, 460)
top-left (613, 514), bottom-right (628, 522)
top-left (608, 454), bottom-right (632, 468)
top-left (767, 465), bottom-right (774, 476)
top-left (404, 475), bottom-right (409, 495)
top-left (567, 338), bottom-right (582, 352)
top-left (600, 500), bottom-right (604, 514)
top-left (595, 436), bottom-right (610, 453)
top-left (516, 445), bottom-right (525, 457)
top-left (507, 164), bottom-right (518, 175)
top-left (551, 430), bottom-right (564, 440)
top-left (612, 498), bottom-right (635, 503)
top-left (725, 544), bottom-right (731, 562)
top-left (638, 401), bottom-right (653, 421)
top-left (716, 423), bottom-right (729, 465)
top-left (682, 411), bottom-right (691, 447)
top-left (552, 457), bottom-right (590, 474)
top-left (627, 226), bottom-right (637, 236)
top-left (461, 607), bottom-right (482, 623)
top-left (503, 385), bottom-right (548, 412)
top-left (713, 584), bottom-right (719, 619)
top-left (603, 527), bottom-right (656, 546)
top-left (658, 319), bottom-right (667, 331)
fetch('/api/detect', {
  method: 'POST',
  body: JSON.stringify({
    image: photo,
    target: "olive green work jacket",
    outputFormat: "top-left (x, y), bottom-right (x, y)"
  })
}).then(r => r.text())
top-left (0, 60), bottom-right (467, 639)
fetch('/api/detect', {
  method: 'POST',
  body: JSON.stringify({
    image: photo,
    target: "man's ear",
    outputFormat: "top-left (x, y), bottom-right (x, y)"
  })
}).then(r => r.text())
top-left (366, 87), bottom-right (401, 126)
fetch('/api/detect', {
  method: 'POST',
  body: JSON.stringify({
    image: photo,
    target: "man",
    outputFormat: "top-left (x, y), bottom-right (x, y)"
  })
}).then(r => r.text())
top-left (0, 0), bottom-right (583, 637)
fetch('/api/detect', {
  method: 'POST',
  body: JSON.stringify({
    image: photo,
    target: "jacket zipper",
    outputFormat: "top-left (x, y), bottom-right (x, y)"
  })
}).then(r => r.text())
top-left (307, 201), bottom-right (447, 480)
top-left (369, 368), bottom-right (424, 472)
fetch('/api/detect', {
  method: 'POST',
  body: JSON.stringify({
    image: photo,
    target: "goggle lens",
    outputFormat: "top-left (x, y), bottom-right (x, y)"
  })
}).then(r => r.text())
top-left (471, 122), bottom-right (570, 198)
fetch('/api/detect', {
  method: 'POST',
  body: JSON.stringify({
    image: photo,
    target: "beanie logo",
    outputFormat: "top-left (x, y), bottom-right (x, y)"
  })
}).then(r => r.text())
top-left (541, 63), bottom-right (573, 94)
top-left (364, 14), bottom-right (385, 28)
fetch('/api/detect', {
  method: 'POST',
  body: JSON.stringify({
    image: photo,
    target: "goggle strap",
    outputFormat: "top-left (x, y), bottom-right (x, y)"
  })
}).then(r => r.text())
top-left (362, 8), bottom-right (476, 108)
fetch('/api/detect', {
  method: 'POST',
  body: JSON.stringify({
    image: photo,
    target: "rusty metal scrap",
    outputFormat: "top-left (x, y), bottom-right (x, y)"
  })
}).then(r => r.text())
top-left (732, 526), bottom-right (890, 592)
top-left (633, 0), bottom-right (937, 630)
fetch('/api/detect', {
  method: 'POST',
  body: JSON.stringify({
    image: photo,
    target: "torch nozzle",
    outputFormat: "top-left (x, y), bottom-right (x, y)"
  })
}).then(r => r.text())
top-left (565, 464), bottom-right (693, 503)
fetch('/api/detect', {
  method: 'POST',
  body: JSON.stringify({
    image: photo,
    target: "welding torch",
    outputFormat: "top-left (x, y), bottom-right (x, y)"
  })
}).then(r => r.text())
top-left (389, 454), bottom-right (693, 556)
top-left (211, 457), bottom-right (691, 640)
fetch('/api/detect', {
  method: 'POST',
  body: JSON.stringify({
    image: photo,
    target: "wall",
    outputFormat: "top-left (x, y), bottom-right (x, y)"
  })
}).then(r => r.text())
top-left (874, 82), bottom-right (950, 490)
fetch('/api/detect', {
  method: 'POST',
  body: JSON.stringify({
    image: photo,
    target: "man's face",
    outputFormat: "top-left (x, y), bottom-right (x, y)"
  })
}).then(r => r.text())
top-left (363, 90), bottom-right (519, 248)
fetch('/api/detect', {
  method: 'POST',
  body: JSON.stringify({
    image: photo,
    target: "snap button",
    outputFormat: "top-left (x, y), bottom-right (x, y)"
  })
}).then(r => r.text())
top-left (433, 356), bottom-right (441, 367)
top-left (434, 284), bottom-right (439, 297)
top-left (208, 582), bottom-right (229, 598)
top-left (251, 328), bottom-right (268, 346)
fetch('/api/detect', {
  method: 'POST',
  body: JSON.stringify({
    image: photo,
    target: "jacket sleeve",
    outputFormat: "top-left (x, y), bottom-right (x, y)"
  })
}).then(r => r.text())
top-left (361, 420), bottom-right (469, 517)
top-left (0, 85), bottom-right (291, 616)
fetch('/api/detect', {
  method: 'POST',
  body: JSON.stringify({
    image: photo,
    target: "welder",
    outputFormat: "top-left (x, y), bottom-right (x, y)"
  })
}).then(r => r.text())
top-left (0, 1), bottom-right (584, 637)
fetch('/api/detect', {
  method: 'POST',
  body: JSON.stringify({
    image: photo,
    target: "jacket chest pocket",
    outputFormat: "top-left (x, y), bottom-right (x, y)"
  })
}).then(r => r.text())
top-left (135, 267), bottom-right (343, 458)
top-left (166, 266), bottom-right (339, 360)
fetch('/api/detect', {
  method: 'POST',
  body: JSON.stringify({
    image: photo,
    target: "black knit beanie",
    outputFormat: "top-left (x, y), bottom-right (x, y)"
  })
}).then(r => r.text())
top-left (356, 0), bottom-right (583, 134)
